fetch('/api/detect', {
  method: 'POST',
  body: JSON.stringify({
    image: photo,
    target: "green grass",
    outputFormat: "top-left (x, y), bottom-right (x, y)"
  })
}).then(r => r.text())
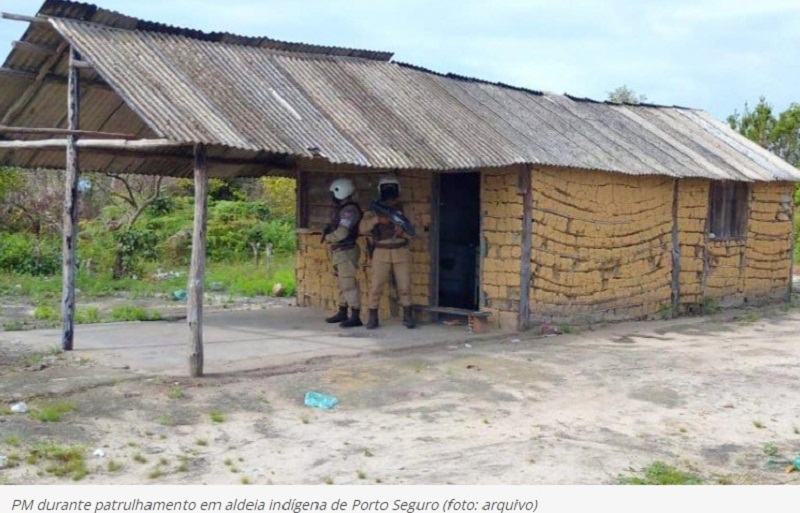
top-left (619, 461), bottom-right (702, 485)
top-left (75, 306), bottom-right (102, 324)
top-left (33, 402), bottom-right (76, 423)
top-left (0, 258), bottom-right (296, 302)
top-left (205, 258), bottom-right (295, 297)
top-left (210, 411), bottom-right (225, 423)
top-left (26, 442), bottom-right (88, 481)
top-left (109, 305), bottom-right (162, 322)
top-left (33, 304), bottom-right (59, 321)
top-left (4, 435), bottom-right (21, 447)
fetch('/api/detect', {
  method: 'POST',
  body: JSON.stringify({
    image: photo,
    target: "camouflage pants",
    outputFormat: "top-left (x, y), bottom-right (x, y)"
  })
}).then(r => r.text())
top-left (332, 245), bottom-right (361, 309)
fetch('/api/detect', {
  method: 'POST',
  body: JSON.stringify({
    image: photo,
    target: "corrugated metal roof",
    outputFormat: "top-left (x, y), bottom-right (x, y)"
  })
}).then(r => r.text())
top-left (0, 0), bottom-right (798, 182)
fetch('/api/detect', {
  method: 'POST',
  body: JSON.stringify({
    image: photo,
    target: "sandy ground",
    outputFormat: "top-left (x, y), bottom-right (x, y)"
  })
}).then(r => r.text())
top-left (1, 301), bottom-right (800, 485)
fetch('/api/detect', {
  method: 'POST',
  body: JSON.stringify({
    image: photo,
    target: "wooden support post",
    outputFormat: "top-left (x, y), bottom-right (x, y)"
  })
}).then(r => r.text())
top-left (428, 173), bottom-right (441, 309)
top-left (187, 143), bottom-right (208, 377)
top-left (671, 179), bottom-right (681, 317)
top-left (61, 47), bottom-right (81, 351)
top-left (518, 166), bottom-right (533, 331)
top-left (790, 193), bottom-right (797, 301)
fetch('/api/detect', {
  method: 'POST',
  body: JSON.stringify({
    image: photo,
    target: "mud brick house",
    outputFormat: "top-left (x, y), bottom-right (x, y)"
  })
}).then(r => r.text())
top-left (1, 1), bottom-right (798, 373)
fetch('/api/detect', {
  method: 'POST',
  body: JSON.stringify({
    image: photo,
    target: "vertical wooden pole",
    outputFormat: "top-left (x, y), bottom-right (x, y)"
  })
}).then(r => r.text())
top-left (789, 189), bottom-right (796, 301)
top-left (61, 47), bottom-right (81, 351)
top-left (671, 179), bottom-right (681, 317)
top-left (517, 166), bottom-right (533, 331)
top-left (428, 173), bottom-right (441, 313)
top-left (188, 143), bottom-right (208, 377)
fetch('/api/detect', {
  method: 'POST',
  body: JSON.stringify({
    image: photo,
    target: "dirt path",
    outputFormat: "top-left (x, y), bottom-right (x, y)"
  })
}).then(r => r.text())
top-left (1, 304), bottom-right (800, 485)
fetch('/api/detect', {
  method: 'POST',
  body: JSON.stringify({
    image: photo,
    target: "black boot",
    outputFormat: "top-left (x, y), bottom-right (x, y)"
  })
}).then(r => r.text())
top-left (403, 306), bottom-right (416, 329)
top-left (340, 308), bottom-right (363, 328)
top-left (325, 306), bottom-right (348, 323)
top-left (366, 309), bottom-right (379, 330)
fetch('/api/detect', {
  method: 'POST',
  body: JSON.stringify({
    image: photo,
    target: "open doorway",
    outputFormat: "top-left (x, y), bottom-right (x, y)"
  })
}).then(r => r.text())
top-left (437, 172), bottom-right (481, 310)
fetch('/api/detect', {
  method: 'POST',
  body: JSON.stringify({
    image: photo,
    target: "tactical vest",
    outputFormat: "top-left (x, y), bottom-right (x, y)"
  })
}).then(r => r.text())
top-left (372, 201), bottom-right (407, 243)
top-left (331, 201), bottom-right (362, 251)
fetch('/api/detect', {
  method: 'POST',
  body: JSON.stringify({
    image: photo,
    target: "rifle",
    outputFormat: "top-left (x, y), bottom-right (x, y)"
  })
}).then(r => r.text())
top-left (368, 200), bottom-right (416, 237)
top-left (321, 224), bottom-right (334, 244)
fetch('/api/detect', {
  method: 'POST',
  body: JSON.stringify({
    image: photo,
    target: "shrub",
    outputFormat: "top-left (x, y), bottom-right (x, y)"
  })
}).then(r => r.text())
top-left (0, 232), bottom-right (60, 275)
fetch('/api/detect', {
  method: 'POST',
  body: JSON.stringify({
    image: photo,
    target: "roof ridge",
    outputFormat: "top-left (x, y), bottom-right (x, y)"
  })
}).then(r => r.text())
top-left (38, 0), bottom-right (394, 62)
top-left (394, 61), bottom-right (544, 97)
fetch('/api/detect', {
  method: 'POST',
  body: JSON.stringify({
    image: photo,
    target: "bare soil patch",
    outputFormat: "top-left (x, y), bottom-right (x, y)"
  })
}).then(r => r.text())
top-left (1, 301), bottom-right (800, 485)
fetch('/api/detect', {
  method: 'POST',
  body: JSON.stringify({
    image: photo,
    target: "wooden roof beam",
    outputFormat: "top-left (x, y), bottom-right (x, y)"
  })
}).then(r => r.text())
top-left (0, 126), bottom-right (137, 139)
top-left (0, 138), bottom-right (189, 150)
top-left (1, 13), bottom-right (50, 24)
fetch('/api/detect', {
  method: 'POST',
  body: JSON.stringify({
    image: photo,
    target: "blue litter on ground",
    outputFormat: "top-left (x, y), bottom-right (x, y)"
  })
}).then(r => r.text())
top-left (304, 391), bottom-right (339, 410)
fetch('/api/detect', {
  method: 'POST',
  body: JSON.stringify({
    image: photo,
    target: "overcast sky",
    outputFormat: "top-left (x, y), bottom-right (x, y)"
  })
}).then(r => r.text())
top-left (1, 0), bottom-right (798, 121)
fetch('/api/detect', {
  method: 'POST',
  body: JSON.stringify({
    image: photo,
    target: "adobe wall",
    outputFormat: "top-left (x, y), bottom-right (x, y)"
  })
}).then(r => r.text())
top-left (295, 170), bottom-right (432, 318)
top-left (480, 168), bottom-right (524, 330)
top-left (677, 180), bottom-right (794, 310)
top-left (528, 167), bottom-right (675, 324)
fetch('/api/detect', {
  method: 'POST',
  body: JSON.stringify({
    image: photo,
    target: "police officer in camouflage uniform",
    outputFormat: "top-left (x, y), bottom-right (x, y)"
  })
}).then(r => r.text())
top-left (360, 176), bottom-right (415, 330)
top-left (323, 178), bottom-right (363, 328)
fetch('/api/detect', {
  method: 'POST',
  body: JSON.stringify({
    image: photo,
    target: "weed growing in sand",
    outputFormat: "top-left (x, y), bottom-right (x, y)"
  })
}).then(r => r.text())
top-left (196, 439), bottom-right (208, 446)
top-left (107, 460), bottom-right (122, 472)
top-left (5, 452), bottom-right (22, 468)
top-left (619, 461), bottom-right (702, 485)
top-left (742, 312), bottom-right (760, 323)
top-left (357, 470), bottom-right (367, 480)
top-left (324, 476), bottom-right (334, 485)
top-left (362, 449), bottom-right (373, 457)
top-left (26, 442), bottom-right (88, 481)
top-left (794, 426), bottom-right (799, 435)
top-left (241, 477), bottom-right (251, 484)
top-left (4, 435), bottom-right (21, 447)
top-left (176, 456), bottom-right (190, 473)
top-left (763, 442), bottom-right (779, 456)
top-left (148, 468), bottom-right (166, 479)
top-left (375, 478), bottom-right (383, 483)
top-left (34, 402), bottom-right (76, 422)
top-left (210, 411), bottom-right (225, 423)
top-left (168, 385), bottom-right (186, 400)
top-left (133, 453), bottom-right (147, 464)
top-left (224, 458), bottom-right (239, 473)
top-left (301, 415), bottom-right (310, 424)
top-left (753, 420), bottom-right (765, 429)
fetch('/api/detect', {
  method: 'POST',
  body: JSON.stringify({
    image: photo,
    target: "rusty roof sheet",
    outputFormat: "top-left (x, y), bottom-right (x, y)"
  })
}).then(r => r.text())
top-left (0, 0), bottom-right (798, 182)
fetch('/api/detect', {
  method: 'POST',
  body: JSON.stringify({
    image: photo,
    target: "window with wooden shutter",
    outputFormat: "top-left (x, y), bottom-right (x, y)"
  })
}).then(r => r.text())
top-left (708, 181), bottom-right (748, 240)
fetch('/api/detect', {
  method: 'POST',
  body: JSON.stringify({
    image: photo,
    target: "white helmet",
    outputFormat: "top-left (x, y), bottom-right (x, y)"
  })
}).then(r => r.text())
top-left (378, 175), bottom-right (400, 193)
top-left (329, 178), bottom-right (355, 200)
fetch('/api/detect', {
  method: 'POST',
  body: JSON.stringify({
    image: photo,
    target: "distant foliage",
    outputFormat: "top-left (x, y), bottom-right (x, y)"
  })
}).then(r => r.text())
top-left (0, 232), bottom-right (60, 276)
top-left (607, 85), bottom-right (648, 105)
top-left (728, 97), bottom-right (800, 169)
top-left (729, 97), bottom-right (800, 262)
top-left (260, 177), bottom-right (296, 219)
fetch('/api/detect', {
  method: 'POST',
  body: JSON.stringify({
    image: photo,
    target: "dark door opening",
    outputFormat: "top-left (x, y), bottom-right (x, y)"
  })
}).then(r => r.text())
top-left (437, 173), bottom-right (480, 310)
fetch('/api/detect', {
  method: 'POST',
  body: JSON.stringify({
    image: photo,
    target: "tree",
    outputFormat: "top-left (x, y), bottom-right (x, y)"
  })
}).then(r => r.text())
top-left (607, 85), bottom-right (648, 105)
top-left (727, 97), bottom-right (800, 168)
